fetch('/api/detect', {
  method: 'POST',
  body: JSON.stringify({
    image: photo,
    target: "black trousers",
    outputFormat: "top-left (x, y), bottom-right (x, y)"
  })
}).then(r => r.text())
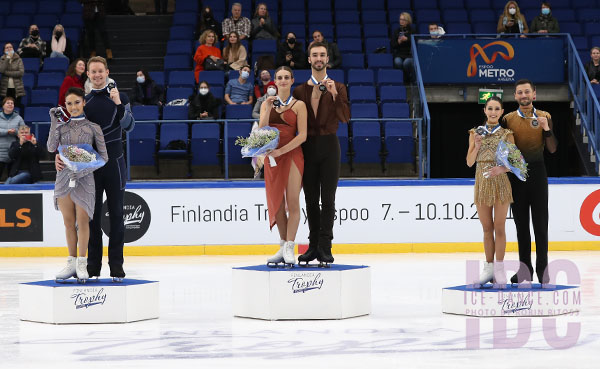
top-left (88, 155), bottom-right (126, 268)
top-left (84, 13), bottom-right (111, 52)
top-left (0, 161), bottom-right (9, 181)
top-left (509, 161), bottom-right (549, 283)
top-left (302, 134), bottom-right (340, 251)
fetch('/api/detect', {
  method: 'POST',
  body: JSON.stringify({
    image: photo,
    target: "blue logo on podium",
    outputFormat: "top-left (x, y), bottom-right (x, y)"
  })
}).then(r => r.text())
top-left (288, 273), bottom-right (324, 293)
top-left (71, 287), bottom-right (107, 309)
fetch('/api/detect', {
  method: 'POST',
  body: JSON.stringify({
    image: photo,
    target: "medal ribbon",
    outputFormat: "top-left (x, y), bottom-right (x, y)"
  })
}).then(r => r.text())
top-left (517, 106), bottom-right (538, 120)
top-left (276, 94), bottom-right (293, 106)
top-left (310, 74), bottom-right (329, 86)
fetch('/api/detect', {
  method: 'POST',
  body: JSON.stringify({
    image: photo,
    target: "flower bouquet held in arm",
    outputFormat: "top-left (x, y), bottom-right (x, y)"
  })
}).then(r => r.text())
top-left (235, 125), bottom-right (280, 178)
top-left (58, 144), bottom-right (107, 187)
top-left (496, 140), bottom-right (528, 181)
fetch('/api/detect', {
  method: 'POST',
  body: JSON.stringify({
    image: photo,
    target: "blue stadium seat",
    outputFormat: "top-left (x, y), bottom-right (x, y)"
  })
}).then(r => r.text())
top-left (191, 123), bottom-right (221, 165)
top-left (446, 23), bottom-right (473, 34)
top-left (327, 69), bottom-right (345, 84)
top-left (166, 40), bottom-right (193, 55)
top-left (469, 10), bottom-right (496, 23)
top-left (30, 89), bottom-right (58, 107)
top-left (341, 53), bottom-right (365, 70)
top-left (65, 1), bottom-right (83, 14)
top-left (132, 106), bottom-right (159, 121)
top-left (560, 22), bottom-right (583, 36)
top-left (209, 83), bottom-right (224, 102)
top-left (351, 103), bottom-right (378, 118)
top-left (32, 14), bottom-right (58, 28)
top-left (415, 9), bottom-right (442, 24)
top-left (281, 10), bottom-right (305, 25)
top-left (292, 70), bottom-right (312, 86)
top-left (129, 123), bottom-right (157, 166)
top-left (335, 10), bottom-right (360, 24)
top-left (465, 0), bottom-right (492, 9)
top-left (202, 0), bottom-right (225, 14)
top-left (22, 58), bottom-right (41, 74)
top-left (552, 9), bottom-right (576, 22)
top-left (225, 105), bottom-right (253, 119)
top-left (352, 121), bottom-right (381, 163)
top-left (572, 36), bottom-right (589, 52)
top-left (379, 85), bottom-right (407, 103)
top-left (252, 39), bottom-right (277, 54)
top-left (338, 38), bottom-right (363, 54)
top-left (226, 122), bottom-right (252, 165)
top-left (549, 0), bottom-right (571, 8)
top-left (349, 86), bottom-right (377, 103)
top-left (443, 9), bottom-right (469, 24)
top-left (169, 26), bottom-right (194, 40)
top-left (384, 121), bottom-right (413, 163)
top-left (164, 55), bottom-right (192, 72)
top-left (472, 23), bottom-right (497, 34)
top-left (365, 38), bottom-right (390, 53)
top-left (377, 69), bottom-right (404, 85)
top-left (59, 14), bottom-right (84, 29)
top-left (169, 71), bottom-right (195, 88)
top-left (519, 0), bottom-right (542, 9)
top-left (308, 0), bottom-right (331, 10)
top-left (175, 0), bottom-right (198, 13)
top-left (24, 107), bottom-right (50, 124)
top-left (439, 0), bottom-right (465, 9)
top-left (22, 73), bottom-right (36, 91)
top-left (584, 23), bottom-right (600, 36)
top-left (362, 10), bottom-right (387, 24)
top-left (281, 25), bottom-right (306, 41)
top-left (336, 24), bottom-right (362, 39)
top-left (38, 1), bottom-right (64, 14)
top-left (348, 69), bottom-right (375, 86)
top-left (172, 13), bottom-right (196, 26)
top-left (387, 0), bottom-right (412, 10)
top-left (361, 0), bottom-right (385, 11)
top-left (5, 15), bottom-right (32, 28)
top-left (158, 122), bottom-right (188, 158)
top-left (382, 103), bottom-right (410, 119)
top-left (337, 123), bottom-right (349, 163)
top-left (149, 71), bottom-right (165, 87)
top-left (36, 73), bottom-right (65, 89)
top-left (197, 71), bottom-right (225, 86)
top-left (367, 54), bottom-right (393, 69)
top-left (166, 87), bottom-right (193, 102)
top-left (11, 1), bottom-right (37, 14)
top-left (334, 0), bottom-right (359, 10)
top-left (308, 11), bottom-right (331, 24)
top-left (163, 105), bottom-right (188, 120)
top-left (363, 24), bottom-right (389, 38)
top-left (0, 2), bottom-right (9, 15)
top-left (42, 58), bottom-right (69, 72)
top-left (414, 0), bottom-right (438, 9)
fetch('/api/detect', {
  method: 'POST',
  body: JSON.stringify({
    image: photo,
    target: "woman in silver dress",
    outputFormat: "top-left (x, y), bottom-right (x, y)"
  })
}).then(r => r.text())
top-left (48, 87), bottom-right (108, 283)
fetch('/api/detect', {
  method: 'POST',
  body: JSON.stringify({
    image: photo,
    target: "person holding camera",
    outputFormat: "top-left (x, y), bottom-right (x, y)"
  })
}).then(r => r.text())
top-left (6, 125), bottom-right (44, 184)
top-left (497, 1), bottom-right (529, 36)
top-left (276, 33), bottom-right (307, 69)
top-left (251, 3), bottom-right (278, 40)
top-left (466, 96), bottom-right (514, 288)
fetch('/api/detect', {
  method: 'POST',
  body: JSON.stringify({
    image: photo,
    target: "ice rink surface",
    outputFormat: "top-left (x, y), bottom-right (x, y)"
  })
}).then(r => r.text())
top-left (1, 252), bottom-right (599, 369)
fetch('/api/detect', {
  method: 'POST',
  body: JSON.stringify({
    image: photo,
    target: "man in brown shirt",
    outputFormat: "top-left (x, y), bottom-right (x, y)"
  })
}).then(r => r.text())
top-left (292, 42), bottom-right (350, 266)
top-left (501, 79), bottom-right (557, 286)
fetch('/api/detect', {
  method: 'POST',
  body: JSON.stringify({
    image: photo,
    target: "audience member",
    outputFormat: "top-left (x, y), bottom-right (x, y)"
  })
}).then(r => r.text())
top-left (586, 47), bottom-right (600, 84)
top-left (309, 30), bottom-right (341, 69)
top-left (130, 70), bottom-right (164, 106)
top-left (223, 31), bottom-right (248, 71)
top-left (254, 69), bottom-right (275, 99)
top-left (0, 44), bottom-right (26, 111)
top-left (6, 125), bottom-right (43, 184)
top-left (251, 3), bottom-right (278, 40)
top-left (497, 1), bottom-right (529, 36)
top-left (194, 30), bottom-right (223, 84)
top-left (0, 97), bottom-right (26, 180)
top-left (276, 33), bottom-right (307, 69)
top-left (252, 83), bottom-right (276, 119)
top-left (196, 6), bottom-right (222, 41)
top-left (82, 0), bottom-right (113, 59)
top-left (391, 12), bottom-right (414, 77)
top-left (224, 65), bottom-right (254, 105)
top-left (47, 24), bottom-right (73, 60)
top-left (222, 2), bottom-right (251, 40)
top-left (188, 81), bottom-right (220, 120)
top-left (428, 23), bottom-right (446, 38)
top-left (17, 24), bottom-right (47, 59)
top-left (59, 58), bottom-right (87, 107)
top-left (529, 2), bottom-right (560, 34)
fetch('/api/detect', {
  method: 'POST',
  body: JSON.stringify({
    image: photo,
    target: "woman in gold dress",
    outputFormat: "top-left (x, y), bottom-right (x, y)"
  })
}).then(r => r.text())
top-left (466, 96), bottom-right (514, 288)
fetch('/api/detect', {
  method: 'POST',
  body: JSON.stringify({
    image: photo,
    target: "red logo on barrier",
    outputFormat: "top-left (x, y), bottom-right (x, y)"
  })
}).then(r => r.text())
top-left (580, 189), bottom-right (600, 236)
top-left (467, 41), bottom-right (515, 77)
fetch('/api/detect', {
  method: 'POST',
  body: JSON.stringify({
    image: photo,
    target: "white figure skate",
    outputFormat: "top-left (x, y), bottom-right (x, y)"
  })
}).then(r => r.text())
top-left (55, 256), bottom-right (77, 283)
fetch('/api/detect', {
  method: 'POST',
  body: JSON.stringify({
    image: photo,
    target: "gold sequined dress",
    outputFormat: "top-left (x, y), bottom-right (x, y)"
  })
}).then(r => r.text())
top-left (470, 125), bottom-right (513, 206)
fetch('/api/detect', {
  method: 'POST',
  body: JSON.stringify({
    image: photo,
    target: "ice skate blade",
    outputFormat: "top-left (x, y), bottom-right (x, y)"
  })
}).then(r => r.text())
top-left (77, 279), bottom-right (87, 284)
top-left (318, 262), bottom-right (332, 268)
top-left (266, 262), bottom-right (284, 268)
top-left (112, 277), bottom-right (124, 283)
top-left (298, 261), bottom-right (319, 268)
top-left (55, 278), bottom-right (74, 284)
top-left (492, 283), bottom-right (506, 289)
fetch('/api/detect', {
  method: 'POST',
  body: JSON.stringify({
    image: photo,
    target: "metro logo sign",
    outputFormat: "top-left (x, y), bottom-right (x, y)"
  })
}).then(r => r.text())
top-left (580, 189), bottom-right (600, 236)
top-left (467, 41), bottom-right (515, 78)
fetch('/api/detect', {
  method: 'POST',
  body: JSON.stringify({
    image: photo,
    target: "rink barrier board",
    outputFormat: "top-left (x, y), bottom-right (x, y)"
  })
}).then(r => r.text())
top-left (1, 241), bottom-right (599, 257)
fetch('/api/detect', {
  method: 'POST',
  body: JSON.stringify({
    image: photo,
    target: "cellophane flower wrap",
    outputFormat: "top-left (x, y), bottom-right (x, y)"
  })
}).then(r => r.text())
top-left (58, 144), bottom-right (106, 180)
top-left (235, 126), bottom-right (280, 177)
top-left (496, 140), bottom-right (528, 181)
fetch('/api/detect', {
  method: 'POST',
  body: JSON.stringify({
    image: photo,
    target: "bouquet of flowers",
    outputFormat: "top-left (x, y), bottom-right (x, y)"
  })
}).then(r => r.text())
top-left (235, 125), bottom-right (280, 178)
top-left (496, 140), bottom-right (528, 181)
top-left (58, 144), bottom-right (107, 187)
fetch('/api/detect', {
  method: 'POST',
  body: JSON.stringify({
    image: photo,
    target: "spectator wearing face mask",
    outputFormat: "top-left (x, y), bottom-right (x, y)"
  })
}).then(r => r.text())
top-left (188, 81), bottom-right (220, 120)
top-left (224, 65), bottom-right (254, 105)
top-left (428, 23), bottom-right (445, 39)
top-left (129, 70), bottom-right (164, 107)
top-left (254, 69), bottom-right (275, 99)
top-left (196, 6), bottom-right (222, 41)
top-left (252, 84), bottom-right (276, 119)
top-left (530, 2), bottom-right (559, 34)
top-left (276, 33), bottom-right (307, 69)
top-left (47, 24), bottom-right (73, 61)
top-left (497, 1), bottom-right (529, 36)
top-left (17, 24), bottom-right (47, 59)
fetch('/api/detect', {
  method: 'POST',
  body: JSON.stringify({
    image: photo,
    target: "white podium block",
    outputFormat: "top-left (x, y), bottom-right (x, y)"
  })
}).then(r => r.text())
top-left (442, 284), bottom-right (581, 317)
top-left (232, 264), bottom-right (371, 320)
top-left (19, 279), bottom-right (159, 324)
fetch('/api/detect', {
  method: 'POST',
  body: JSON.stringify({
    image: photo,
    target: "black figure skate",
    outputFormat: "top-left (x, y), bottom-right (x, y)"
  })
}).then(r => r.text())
top-left (317, 247), bottom-right (334, 268)
top-left (298, 245), bottom-right (319, 267)
top-left (109, 264), bottom-right (126, 282)
top-left (86, 263), bottom-right (101, 281)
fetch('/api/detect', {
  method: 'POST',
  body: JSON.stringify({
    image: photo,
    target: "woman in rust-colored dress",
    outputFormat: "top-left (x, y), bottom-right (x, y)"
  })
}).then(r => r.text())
top-left (261, 66), bottom-right (307, 266)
